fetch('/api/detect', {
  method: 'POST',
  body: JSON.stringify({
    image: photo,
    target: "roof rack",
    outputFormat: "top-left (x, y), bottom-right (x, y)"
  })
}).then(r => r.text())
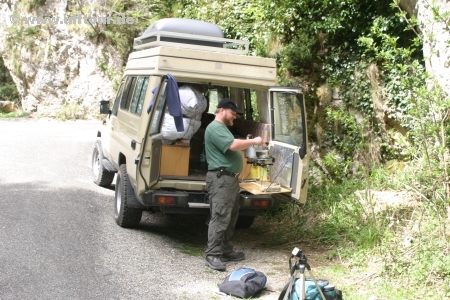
top-left (133, 31), bottom-right (249, 55)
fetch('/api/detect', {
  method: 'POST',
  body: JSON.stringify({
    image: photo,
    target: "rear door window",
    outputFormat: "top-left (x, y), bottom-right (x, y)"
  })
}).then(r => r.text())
top-left (272, 91), bottom-right (306, 148)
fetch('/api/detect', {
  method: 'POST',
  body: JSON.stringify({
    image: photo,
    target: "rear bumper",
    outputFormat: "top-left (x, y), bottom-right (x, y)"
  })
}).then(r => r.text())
top-left (138, 190), bottom-right (281, 213)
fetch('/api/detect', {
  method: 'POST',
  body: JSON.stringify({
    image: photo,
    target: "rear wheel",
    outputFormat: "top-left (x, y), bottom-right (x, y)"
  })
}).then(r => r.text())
top-left (235, 216), bottom-right (255, 229)
top-left (114, 164), bottom-right (142, 228)
top-left (91, 140), bottom-right (115, 187)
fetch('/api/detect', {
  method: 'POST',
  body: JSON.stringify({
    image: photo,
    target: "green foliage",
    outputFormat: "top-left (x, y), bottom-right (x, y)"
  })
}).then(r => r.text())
top-left (358, 17), bottom-right (423, 124)
top-left (377, 191), bottom-right (449, 298)
top-left (356, 9), bottom-right (450, 202)
top-left (279, 32), bottom-right (318, 80)
top-left (22, 0), bottom-right (46, 12)
top-left (269, 176), bottom-right (393, 252)
top-left (0, 84), bottom-right (19, 102)
top-left (269, 163), bottom-right (449, 298)
top-left (98, 56), bottom-right (122, 90)
top-left (325, 109), bottom-right (364, 156)
top-left (0, 111), bottom-right (29, 118)
top-left (4, 25), bottom-right (41, 75)
top-left (68, 0), bottom-right (180, 60)
top-left (56, 103), bottom-right (86, 121)
top-left (179, 0), bottom-right (269, 54)
top-left (321, 151), bottom-right (351, 180)
top-left (250, 91), bottom-right (260, 122)
top-left (0, 58), bottom-right (19, 103)
top-left (5, 25), bottom-right (40, 50)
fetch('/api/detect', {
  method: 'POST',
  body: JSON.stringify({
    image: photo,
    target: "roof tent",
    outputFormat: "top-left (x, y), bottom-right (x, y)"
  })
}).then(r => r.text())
top-left (133, 18), bottom-right (249, 54)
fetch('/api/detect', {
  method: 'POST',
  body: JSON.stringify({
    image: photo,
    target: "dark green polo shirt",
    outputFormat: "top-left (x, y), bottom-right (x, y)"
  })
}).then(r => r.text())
top-left (205, 120), bottom-right (243, 174)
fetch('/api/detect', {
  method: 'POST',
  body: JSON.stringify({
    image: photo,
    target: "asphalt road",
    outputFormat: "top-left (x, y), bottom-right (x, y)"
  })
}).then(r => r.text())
top-left (0, 118), bottom-right (289, 300)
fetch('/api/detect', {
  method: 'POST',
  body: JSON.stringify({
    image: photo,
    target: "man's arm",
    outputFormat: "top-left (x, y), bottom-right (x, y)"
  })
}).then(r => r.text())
top-left (229, 136), bottom-right (262, 151)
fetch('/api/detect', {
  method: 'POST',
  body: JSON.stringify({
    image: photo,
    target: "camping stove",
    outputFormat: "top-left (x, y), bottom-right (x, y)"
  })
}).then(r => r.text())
top-left (246, 147), bottom-right (275, 166)
top-left (244, 135), bottom-right (275, 166)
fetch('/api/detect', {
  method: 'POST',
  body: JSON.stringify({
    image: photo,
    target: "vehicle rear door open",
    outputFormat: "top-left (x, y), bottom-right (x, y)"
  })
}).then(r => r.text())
top-left (268, 87), bottom-right (309, 204)
top-left (136, 76), bottom-right (169, 195)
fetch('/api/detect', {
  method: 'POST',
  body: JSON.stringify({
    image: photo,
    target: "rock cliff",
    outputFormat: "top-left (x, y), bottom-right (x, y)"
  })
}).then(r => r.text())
top-left (400, 0), bottom-right (450, 94)
top-left (0, 0), bottom-right (123, 118)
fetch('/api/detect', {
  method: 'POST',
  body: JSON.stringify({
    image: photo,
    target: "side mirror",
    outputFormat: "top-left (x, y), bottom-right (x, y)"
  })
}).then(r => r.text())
top-left (100, 100), bottom-right (110, 114)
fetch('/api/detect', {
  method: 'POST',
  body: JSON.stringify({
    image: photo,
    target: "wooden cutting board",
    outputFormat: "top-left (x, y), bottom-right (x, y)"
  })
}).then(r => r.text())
top-left (239, 181), bottom-right (292, 195)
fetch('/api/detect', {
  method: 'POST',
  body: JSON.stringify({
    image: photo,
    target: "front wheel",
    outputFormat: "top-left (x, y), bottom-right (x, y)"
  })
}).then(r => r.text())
top-left (114, 164), bottom-right (142, 228)
top-left (91, 140), bottom-right (115, 187)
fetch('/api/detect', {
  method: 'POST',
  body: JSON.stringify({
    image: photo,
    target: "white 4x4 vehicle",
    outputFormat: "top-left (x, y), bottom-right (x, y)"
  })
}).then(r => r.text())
top-left (91, 18), bottom-right (309, 229)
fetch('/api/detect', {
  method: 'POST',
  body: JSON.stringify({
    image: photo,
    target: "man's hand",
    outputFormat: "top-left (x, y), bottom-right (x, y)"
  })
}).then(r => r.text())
top-left (253, 136), bottom-right (263, 146)
top-left (229, 136), bottom-right (264, 151)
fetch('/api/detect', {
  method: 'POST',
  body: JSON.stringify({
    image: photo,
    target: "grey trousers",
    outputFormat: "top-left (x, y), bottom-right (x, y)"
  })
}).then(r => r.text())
top-left (204, 171), bottom-right (240, 257)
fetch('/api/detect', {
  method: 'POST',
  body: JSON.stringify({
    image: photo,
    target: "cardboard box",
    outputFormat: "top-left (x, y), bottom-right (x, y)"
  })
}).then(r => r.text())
top-left (160, 145), bottom-right (190, 176)
top-left (239, 151), bottom-right (252, 180)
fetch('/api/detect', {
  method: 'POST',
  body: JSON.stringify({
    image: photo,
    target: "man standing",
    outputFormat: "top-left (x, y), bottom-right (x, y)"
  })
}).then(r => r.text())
top-left (204, 98), bottom-right (263, 271)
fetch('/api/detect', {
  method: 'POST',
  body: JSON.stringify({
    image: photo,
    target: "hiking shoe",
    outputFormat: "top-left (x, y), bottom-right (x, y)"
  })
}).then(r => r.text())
top-left (221, 251), bottom-right (245, 262)
top-left (205, 255), bottom-right (226, 271)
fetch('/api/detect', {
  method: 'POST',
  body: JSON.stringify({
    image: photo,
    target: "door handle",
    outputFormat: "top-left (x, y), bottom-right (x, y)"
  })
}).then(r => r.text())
top-left (131, 140), bottom-right (136, 150)
top-left (301, 178), bottom-right (307, 188)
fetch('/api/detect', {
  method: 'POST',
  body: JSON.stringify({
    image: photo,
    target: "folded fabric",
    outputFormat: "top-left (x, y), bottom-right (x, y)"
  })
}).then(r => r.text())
top-left (147, 73), bottom-right (184, 132)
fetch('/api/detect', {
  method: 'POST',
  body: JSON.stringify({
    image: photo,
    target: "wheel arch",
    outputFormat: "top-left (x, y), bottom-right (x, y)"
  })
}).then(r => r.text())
top-left (91, 140), bottom-right (115, 187)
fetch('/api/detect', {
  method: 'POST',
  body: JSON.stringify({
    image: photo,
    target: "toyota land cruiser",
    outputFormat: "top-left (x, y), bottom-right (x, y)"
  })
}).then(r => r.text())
top-left (91, 18), bottom-right (309, 229)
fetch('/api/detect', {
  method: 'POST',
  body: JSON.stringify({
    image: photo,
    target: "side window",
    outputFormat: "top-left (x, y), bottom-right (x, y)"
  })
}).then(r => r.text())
top-left (129, 77), bottom-right (149, 115)
top-left (120, 76), bottom-right (136, 110)
top-left (207, 86), bottom-right (229, 114)
top-left (272, 91), bottom-right (305, 146)
top-left (111, 82), bottom-right (125, 116)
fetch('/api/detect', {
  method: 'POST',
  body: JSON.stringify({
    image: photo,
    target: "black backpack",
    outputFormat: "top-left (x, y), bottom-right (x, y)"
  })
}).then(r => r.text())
top-left (218, 268), bottom-right (267, 298)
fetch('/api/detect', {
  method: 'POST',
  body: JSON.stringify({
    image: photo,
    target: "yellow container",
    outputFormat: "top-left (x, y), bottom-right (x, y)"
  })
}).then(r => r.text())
top-left (249, 165), bottom-right (260, 179)
top-left (259, 166), bottom-right (271, 181)
top-left (259, 166), bottom-right (267, 181)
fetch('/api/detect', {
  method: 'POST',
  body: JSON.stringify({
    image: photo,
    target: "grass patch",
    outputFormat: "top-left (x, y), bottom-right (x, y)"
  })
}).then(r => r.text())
top-left (261, 164), bottom-right (450, 299)
top-left (0, 110), bottom-right (30, 118)
top-left (56, 103), bottom-right (87, 120)
top-left (176, 245), bottom-right (203, 257)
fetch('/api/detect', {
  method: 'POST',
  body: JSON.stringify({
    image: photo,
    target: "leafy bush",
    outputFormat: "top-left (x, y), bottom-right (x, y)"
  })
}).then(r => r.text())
top-left (0, 58), bottom-right (19, 104)
top-left (0, 83), bottom-right (19, 102)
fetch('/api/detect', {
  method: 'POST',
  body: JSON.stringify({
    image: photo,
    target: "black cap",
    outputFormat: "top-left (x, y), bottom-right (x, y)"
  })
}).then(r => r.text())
top-left (217, 98), bottom-right (243, 115)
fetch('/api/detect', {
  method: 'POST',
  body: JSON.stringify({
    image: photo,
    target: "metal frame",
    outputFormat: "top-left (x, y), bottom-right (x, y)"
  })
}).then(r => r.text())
top-left (133, 31), bottom-right (249, 54)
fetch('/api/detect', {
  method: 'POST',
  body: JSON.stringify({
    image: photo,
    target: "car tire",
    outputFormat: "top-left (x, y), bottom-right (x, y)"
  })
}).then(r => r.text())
top-left (114, 164), bottom-right (142, 228)
top-left (91, 140), bottom-right (115, 187)
top-left (235, 216), bottom-right (255, 229)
